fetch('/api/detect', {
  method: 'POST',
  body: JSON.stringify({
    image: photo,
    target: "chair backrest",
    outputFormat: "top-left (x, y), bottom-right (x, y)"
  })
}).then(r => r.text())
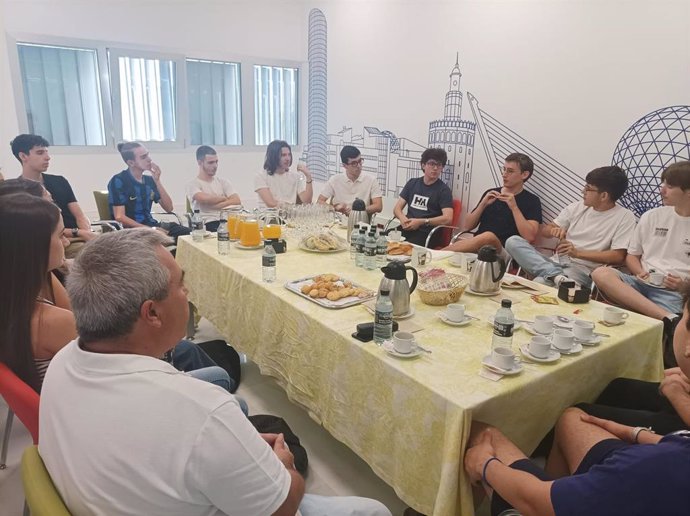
top-left (434, 198), bottom-right (462, 249)
top-left (22, 445), bottom-right (72, 516)
top-left (186, 197), bottom-right (192, 214)
top-left (0, 362), bottom-right (39, 444)
top-left (92, 190), bottom-right (111, 220)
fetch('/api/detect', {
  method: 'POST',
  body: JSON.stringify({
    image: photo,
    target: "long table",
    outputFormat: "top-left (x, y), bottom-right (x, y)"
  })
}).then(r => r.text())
top-left (176, 235), bottom-right (663, 516)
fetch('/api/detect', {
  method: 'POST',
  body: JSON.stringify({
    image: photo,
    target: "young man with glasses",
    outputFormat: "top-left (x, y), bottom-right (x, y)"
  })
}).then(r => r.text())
top-left (393, 148), bottom-right (454, 247)
top-left (505, 166), bottom-right (636, 288)
top-left (317, 145), bottom-right (382, 216)
top-left (445, 152), bottom-right (542, 254)
top-left (592, 161), bottom-right (690, 354)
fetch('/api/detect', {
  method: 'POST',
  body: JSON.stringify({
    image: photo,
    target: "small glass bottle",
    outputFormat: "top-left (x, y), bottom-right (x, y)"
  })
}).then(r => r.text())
top-left (217, 220), bottom-right (230, 255)
top-left (491, 299), bottom-right (515, 352)
top-left (191, 209), bottom-right (204, 242)
top-left (350, 223), bottom-right (360, 260)
top-left (364, 230), bottom-right (378, 270)
top-left (376, 224), bottom-right (388, 267)
top-left (355, 228), bottom-right (366, 268)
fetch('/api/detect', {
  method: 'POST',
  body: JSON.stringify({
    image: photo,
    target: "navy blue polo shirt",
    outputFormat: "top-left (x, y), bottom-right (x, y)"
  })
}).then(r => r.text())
top-left (107, 169), bottom-right (161, 227)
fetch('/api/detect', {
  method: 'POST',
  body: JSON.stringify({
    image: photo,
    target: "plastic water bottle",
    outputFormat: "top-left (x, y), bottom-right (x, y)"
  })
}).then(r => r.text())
top-left (364, 230), bottom-right (377, 270)
top-left (491, 299), bottom-right (515, 351)
top-left (217, 221), bottom-right (230, 255)
top-left (376, 225), bottom-right (388, 267)
top-left (350, 224), bottom-right (360, 260)
top-left (262, 244), bottom-right (276, 282)
top-left (355, 228), bottom-right (366, 268)
top-left (191, 209), bottom-right (204, 242)
top-left (374, 289), bottom-right (394, 344)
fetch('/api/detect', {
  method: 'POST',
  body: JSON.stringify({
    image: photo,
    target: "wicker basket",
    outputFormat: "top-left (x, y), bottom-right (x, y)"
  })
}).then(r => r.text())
top-left (416, 273), bottom-right (468, 306)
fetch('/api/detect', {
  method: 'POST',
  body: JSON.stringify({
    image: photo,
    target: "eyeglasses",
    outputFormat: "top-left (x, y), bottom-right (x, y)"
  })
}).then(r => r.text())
top-left (346, 158), bottom-right (364, 167)
top-left (425, 160), bottom-right (444, 168)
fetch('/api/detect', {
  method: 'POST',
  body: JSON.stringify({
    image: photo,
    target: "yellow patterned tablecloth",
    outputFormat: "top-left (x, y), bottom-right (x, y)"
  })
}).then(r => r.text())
top-left (177, 236), bottom-right (663, 516)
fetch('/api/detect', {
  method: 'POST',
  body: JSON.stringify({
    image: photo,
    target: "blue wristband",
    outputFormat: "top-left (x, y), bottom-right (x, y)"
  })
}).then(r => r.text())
top-left (482, 457), bottom-right (501, 488)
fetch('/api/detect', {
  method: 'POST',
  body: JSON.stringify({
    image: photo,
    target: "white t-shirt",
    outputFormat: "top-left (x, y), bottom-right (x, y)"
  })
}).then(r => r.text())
top-left (254, 169), bottom-right (306, 207)
top-left (185, 176), bottom-right (237, 220)
top-left (39, 340), bottom-right (291, 516)
top-left (553, 202), bottom-right (637, 270)
top-left (321, 172), bottom-right (382, 207)
top-left (628, 206), bottom-right (690, 279)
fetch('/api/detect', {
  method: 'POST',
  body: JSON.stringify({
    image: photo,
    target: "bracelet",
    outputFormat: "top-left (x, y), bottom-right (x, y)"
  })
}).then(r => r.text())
top-left (482, 456), bottom-right (501, 488)
top-left (631, 426), bottom-right (654, 443)
top-left (306, 179), bottom-right (313, 184)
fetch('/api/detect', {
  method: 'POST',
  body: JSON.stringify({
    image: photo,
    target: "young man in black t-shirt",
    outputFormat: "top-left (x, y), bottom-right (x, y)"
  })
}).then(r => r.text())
top-left (11, 134), bottom-right (97, 257)
top-left (445, 152), bottom-right (542, 252)
top-left (393, 148), bottom-right (454, 247)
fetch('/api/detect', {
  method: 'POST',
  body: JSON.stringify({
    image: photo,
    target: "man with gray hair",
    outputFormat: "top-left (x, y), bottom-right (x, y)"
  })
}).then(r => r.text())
top-left (39, 229), bottom-right (392, 516)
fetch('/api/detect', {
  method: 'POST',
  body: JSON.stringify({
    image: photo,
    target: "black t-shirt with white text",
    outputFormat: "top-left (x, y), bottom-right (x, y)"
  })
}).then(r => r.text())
top-left (399, 177), bottom-right (453, 246)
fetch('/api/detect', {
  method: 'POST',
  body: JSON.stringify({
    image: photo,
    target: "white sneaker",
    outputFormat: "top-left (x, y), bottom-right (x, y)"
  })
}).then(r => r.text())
top-left (553, 274), bottom-right (572, 287)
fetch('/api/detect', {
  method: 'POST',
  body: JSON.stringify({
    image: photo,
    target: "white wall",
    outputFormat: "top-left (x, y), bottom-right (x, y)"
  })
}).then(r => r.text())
top-left (2, 0), bottom-right (689, 216)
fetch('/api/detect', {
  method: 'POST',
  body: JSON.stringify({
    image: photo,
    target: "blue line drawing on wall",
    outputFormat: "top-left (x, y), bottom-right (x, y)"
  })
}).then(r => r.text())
top-left (468, 94), bottom-right (580, 222)
top-left (611, 105), bottom-right (690, 217)
top-left (307, 8), bottom-right (328, 182)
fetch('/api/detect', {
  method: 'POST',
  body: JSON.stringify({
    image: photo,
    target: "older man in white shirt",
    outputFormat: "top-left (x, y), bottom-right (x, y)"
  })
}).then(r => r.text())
top-left (318, 145), bottom-right (383, 216)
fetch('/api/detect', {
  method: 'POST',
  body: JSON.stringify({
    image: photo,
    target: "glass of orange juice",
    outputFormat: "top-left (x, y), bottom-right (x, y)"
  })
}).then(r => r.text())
top-left (240, 218), bottom-right (261, 247)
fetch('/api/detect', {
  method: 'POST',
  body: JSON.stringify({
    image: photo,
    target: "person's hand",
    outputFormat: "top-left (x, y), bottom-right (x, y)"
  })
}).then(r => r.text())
top-left (260, 433), bottom-right (280, 445)
top-left (660, 374), bottom-right (690, 398)
top-left (635, 270), bottom-right (650, 281)
top-left (556, 240), bottom-right (576, 258)
top-left (296, 162), bottom-right (311, 180)
top-left (80, 230), bottom-right (98, 242)
top-left (497, 192), bottom-right (517, 210)
top-left (403, 218), bottom-right (424, 231)
top-left (150, 162), bottom-right (162, 182)
top-left (549, 226), bottom-right (567, 240)
top-left (664, 367), bottom-right (690, 382)
top-left (342, 204), bottom-right (352, 216)
top-left (480, 190), bottom-right (500, 207)
top-left (579, 413), bottom-right (637, 442)
top-left (271, 433), bottom-right (296, 470)
top-left (664, 273), bottom-right (684, 291)
top-left (464, 430), bottom-right (496, 485)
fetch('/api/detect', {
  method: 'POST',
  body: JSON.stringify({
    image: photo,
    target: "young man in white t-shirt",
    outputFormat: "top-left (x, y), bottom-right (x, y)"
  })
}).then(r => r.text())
top-left (317, 145), bottom-right (383, 216)
top-left (254, 140), bottom-right (313, 208)
top-left (505, 166), bottom-right (636, 288)
top-left (185, 145), bottom-right (241, 231)
top-left (592, 161), bottom-right (690, 350)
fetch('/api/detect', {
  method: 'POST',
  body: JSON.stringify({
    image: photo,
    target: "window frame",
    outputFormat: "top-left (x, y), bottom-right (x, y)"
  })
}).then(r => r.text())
top-left (8, 33), bottom-right (305, 153)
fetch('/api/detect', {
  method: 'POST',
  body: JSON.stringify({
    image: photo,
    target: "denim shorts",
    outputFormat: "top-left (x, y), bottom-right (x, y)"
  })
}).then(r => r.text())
top-left (613, 270), bottom-right (683, 314)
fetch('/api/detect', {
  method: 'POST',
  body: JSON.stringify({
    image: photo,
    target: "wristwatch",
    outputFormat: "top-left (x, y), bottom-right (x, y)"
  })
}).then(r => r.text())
top-left (71, 228), bottom-right (79, 238)
top-left (424, 218), bottom-right (431, 227)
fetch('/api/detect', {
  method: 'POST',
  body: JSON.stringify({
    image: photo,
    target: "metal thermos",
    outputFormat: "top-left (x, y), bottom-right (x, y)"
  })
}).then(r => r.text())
top-left (379, 261), bottom-right (418, 317)
top-left (469, 245), bottom-right (507, 294)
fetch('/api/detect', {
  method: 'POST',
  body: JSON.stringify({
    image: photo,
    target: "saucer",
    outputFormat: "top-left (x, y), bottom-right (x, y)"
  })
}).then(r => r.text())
top-left (487, 315), bottom-right (522, 331)
top-left (394, 307), bottom-right (416, 320)
top-left (519, 344), bottom-right (560, 363)
top-left (641, 279), bottom-right (666, 289)
top-left (235, 242), bottom-right (264, 250)
top-left (386, 236), bottom-right (407, 243)
top-left (574, 335), bottom-right (602, 346)
top-left (436, 311), bottom-right (472, 327)
top-left (386, 255), bottom-right (412, 263)
top-left (523, 323), bottom-right (552, 336)
top-left (467, 287), bottom-right (502, 297)
top-left (481, 355), bottom-right (523, 375)
top-left (382, 340), bottom-right (423, 358)
top-left (552, 342), bottom-right (583, 355)
top-left (553, 317), bottom-right (575, 329)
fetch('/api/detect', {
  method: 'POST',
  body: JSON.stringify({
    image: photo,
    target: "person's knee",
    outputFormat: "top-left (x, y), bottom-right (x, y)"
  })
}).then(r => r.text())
top-left (555, 407), bottom-right (585, 439)
top-left (504, 235), bottom-right (524, 255)
top-left (591, 266), bottom-right (616, 284)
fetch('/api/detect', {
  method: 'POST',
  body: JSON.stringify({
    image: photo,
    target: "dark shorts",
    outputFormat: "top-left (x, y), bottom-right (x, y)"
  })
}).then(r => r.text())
top-left (490, 439), bottom-right (629, 516)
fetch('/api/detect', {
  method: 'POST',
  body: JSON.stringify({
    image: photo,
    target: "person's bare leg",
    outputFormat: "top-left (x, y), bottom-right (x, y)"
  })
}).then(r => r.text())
top-left (445, 232), bottom-right (503, 252)
top-left (546, 407), bottom-right (620, 477)
top-left (592, 267), bottom-right (671, 320)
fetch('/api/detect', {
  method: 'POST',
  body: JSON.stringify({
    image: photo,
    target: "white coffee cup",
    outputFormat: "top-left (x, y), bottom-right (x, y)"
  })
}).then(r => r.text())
top-left (449, 253), bottom-right (464, 267)
top-left (393, 331), bottom-right (415, 354)
top-left (445, 303), bottom-right (465, 322)
top-left (573, 320), bottom-right (595, 341)
top-left (533, 315), bottom-right (554, 334)
top-left (463, 253), bottom-right (478, 273)
top-left (649, 272), bottom-right (665, 286)
top-left (491, 346), bottom-right (516, 370)
top-left (552, 329), bottom-right (575, 351)
top-left (412, 248), bottom-right (432, 266)
top-left (528, 336), bottom-right (552, 358)
top-left (603, 307), bottom-right (629, 325)
top-left (388, 230), bottom-right (402, 242)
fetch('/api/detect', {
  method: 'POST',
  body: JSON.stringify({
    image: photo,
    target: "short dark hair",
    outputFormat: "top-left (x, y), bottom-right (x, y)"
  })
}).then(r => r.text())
top-left (505, 152), bottom-right (534, 179)
top-left (340, 145), bottom-right (361, 164)
top-left (0, 177), bottom-right (45, 198)
top-left (661, 161), bottom-right (690, 191)
top-left (117, 142), bottom-right (143, 164)
top-left (196, 145), bottom-right (217, 162)
top-left (10, 134), bottom-right (50, 163)
top-left (421, 148), bottom-right (448, 166)
top-left (263, 140), bottom-right (292, 175)
top-left (585, 166), bottom-right (628, 201)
